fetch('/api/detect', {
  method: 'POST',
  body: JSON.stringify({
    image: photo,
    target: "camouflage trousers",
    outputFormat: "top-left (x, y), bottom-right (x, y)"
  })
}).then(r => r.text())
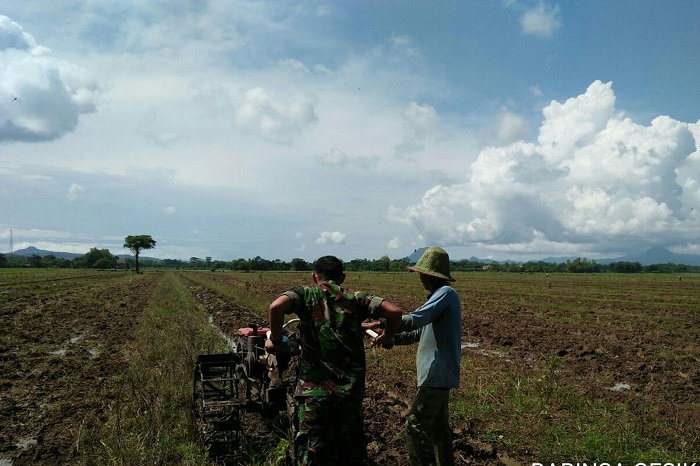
top-left (406, 387), bottom-right (454, 466)
top-left (295, 393), bottom-right (366, 466)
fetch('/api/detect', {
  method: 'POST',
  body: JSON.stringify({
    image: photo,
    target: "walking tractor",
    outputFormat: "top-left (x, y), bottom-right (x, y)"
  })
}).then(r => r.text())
top-left (192, 320), bottom-right (301, 463)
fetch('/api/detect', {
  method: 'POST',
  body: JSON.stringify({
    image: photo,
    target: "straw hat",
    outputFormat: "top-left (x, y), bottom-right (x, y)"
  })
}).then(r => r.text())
top-left (407, 247), bottom-right (455, 282)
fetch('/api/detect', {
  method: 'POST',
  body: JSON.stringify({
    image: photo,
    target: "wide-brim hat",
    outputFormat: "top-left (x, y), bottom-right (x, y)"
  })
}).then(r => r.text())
top-left (407, 247), bottom-right (455, 282)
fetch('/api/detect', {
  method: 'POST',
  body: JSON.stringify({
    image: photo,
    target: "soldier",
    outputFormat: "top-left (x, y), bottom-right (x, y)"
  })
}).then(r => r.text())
top-left (265, 255), bottom-right (402, 465)
top-left (368, 247), bottom-right (462, 466)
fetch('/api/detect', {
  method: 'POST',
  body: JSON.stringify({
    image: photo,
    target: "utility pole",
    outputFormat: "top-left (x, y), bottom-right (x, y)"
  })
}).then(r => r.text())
top-left (9, 229), bottom-right (13, 254)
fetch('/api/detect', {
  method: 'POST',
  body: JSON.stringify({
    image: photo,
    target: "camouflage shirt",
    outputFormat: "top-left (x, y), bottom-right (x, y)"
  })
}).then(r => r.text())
top-left (282, 281), bottom-right (385, 397)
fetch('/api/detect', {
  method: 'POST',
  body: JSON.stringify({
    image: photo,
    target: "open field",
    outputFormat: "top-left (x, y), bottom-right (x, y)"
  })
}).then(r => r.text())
top-left (1, 269), bottom-right (698, 465)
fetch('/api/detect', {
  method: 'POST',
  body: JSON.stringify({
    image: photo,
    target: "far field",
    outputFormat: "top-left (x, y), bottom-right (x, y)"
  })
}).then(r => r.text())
top-left (0, 269), bottom-right (697, 465)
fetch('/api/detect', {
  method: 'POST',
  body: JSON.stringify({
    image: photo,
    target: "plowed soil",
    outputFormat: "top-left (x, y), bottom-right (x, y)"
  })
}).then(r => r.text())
top-left (184, 272), bottom-right (700, 465)
top-left (0, 273), bottom-right (159, 465)
top-left (1, 271), bottom-right (698, 465)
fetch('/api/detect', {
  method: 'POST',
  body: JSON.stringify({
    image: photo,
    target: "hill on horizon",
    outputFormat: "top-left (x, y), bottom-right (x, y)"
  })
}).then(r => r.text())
top-left (9, 246), bottom-right (82, 260)
top-left (610, 246), bottom-right (700, 266)
top-left (8, 246), bottom-right (160, 262)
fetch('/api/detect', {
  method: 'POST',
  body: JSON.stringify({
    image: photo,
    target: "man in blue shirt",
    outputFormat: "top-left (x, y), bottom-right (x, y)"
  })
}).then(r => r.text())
top-left (372, 247), bottom-right (462, 466)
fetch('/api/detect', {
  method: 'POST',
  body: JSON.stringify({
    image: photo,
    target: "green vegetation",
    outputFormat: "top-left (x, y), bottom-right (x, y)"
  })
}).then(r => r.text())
top-left (453, 360), bottom-right (692, 463)
top-left (180, 270), bottom-right (282, 313)
top-left (3, 248), bottom-right (700, 274)
top-left (72, 247), bottom-right (117, 269)
top-left (2, 268), bottom-right (698, 463)
top-left (123, 234), bottom-right (157, 273)
top-left (351, 271), bottom-right (699, 462)
top-left (74, 273), bottom-right (226, 465)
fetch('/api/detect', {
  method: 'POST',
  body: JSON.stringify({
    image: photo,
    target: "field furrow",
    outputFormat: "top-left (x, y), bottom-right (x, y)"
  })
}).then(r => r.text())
top-left (1, 270), bottom-right (697, 465)
top-left (0, 273), bottom-right (160, 465)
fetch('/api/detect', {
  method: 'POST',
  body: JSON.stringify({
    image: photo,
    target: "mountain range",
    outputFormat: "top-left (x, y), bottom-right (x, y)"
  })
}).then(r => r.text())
top-left (7, 246), bottom-right (159, 262)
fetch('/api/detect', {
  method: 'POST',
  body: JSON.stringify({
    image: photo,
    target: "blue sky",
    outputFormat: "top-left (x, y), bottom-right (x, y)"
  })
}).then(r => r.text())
top-left (1, 1), bottom-right (699, 262)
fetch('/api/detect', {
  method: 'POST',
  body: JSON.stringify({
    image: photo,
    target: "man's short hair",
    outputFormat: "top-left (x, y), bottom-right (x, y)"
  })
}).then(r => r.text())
top-left (313, 256), bottom-right (344, 282)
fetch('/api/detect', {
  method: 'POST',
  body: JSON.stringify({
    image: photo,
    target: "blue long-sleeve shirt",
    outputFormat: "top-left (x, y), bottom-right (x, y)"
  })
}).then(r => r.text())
top-left (393, 285), bottom-right (462, 388)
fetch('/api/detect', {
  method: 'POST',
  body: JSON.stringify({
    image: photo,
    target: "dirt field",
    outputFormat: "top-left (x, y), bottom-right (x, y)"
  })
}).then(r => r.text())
top-left (182, 271), bottom-right (700, 465)
top-left (0, 272), bottom-right (158, 465)
top-left (1, 270), bottom-right (698, 465)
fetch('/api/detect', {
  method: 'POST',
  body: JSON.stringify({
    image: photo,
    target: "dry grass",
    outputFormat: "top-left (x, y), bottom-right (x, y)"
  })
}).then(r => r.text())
top-left (189, 270), bottom-right (700, 463)
top-left (73, 269), bottom-right (698, 463)
top-left (75, 273), bottom-right (227, 466)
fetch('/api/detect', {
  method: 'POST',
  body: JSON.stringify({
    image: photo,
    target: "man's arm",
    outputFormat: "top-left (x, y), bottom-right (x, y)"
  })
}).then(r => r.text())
top-left (401, 288), bottom-right (452, 329)
top-left (377, 300), bottom-right (401, 337)
top-left (392, 325), bottom-right (422, 345)
top-left (373, 300), bottom-right (402, 347)
top-left (364, 315), bottom-right (423, 346)
top-left (265, 295), bottom-right (292, 352)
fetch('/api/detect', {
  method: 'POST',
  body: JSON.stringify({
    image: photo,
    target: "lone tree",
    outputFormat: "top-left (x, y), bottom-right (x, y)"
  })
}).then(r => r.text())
top-left (123, 235), bottom-right (156, 273)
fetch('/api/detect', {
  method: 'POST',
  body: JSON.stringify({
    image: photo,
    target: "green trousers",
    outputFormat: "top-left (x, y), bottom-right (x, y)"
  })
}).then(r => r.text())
top-left (295, 394), bottom-right (365, 466)
top-left (406, 387), bottom-right (454, 466)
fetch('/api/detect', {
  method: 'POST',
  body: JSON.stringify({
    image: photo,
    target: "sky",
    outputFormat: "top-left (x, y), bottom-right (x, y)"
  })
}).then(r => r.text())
top-left (1, 1), bottom-right (699, 263)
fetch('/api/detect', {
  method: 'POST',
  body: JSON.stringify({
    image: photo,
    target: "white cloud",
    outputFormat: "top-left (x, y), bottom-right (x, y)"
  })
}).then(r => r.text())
top-left (387, 237), bottom-right (401, 249)
top-left (395, 101), bottom-right (439, 159)
top-left (138, 107), bottom-right (184, 149)
top-left (3, 227), bottom-right (102, 254)
top-left (67, 183), bottom-right (85, 201)
top-left (429, 169), bottom-right (460, 186)
top-left (486, 229), bottom-right (592, 257)
top-left (0, 15), bottom-right (100, 142)
top-left (496, 110), bottom-right (530, 144)
top-left (389, 81), bottom-right (700, 256)
top-left (316, 231), bottom-right (346, 245)
top-left (539, 80), bottom-right (617, 164)
top-left (530, 86), bottom-right (543, 97)
top-left (13, 241), bottom-right (94, 254)
top-left (317, 148), bottom-right (350, 166)
top-left (0, 14), bottom-right (39, 50)
top-left (389, 35), bottom-right (420, 58)
top-left (316, 148), bottom-right (378, 169)
top-left (1, 227), bottom-right (75, 240)
top-left (233, 87), bottom-right (318, 144)
top-left (164, 206), bottom-right (176, 215)
top-left (22, 174), bottom-right (52, 181)
top-left (2, 3), bottom-right (698, 264)
top-left (520, 2), bottom-right (561, 37)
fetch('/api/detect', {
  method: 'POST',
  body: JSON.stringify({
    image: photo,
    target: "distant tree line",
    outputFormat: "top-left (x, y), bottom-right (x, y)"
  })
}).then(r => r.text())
top-left (1, 251), bottom-right (699, 274)
top-left (0, 247), bottom-right (150, 271)
top-left (453, 257), bottom-right (700, 274)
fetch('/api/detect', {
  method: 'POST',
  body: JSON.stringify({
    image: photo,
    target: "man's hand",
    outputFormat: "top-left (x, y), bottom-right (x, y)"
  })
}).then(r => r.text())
top-left (363, 320), bottom-right (394, 348)
top-left (373, 332), bottom-right (394, 349)
top-left (265, 338), bottom-right (280, 353)
top-left (364, 324), bottom-right (393, 349)
top-left (362, 320), bottom-right (383, 332)
top-left (267, 295), bottom-right (291, 354)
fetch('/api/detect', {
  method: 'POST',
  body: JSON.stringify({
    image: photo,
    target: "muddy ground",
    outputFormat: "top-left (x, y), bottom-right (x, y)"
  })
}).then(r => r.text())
top-left (1, 272), bottom-right (697, 465)
top-left (186, 273), bottom-right (700, 465)
top-left (0, 273), bottom-right (158, 465)
top-left (185, 278), bottom-right (426, 466)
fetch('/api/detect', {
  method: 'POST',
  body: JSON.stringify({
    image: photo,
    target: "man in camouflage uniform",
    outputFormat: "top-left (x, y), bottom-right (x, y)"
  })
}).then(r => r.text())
top-left (265, 255), bottom-right (402, 465)
top-left (367, 247), bottom-right (462, 466)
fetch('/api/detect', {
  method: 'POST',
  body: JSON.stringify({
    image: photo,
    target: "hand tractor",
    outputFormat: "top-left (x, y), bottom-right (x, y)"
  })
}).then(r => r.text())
top-left (192, 320), bottom-right (301, 464)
